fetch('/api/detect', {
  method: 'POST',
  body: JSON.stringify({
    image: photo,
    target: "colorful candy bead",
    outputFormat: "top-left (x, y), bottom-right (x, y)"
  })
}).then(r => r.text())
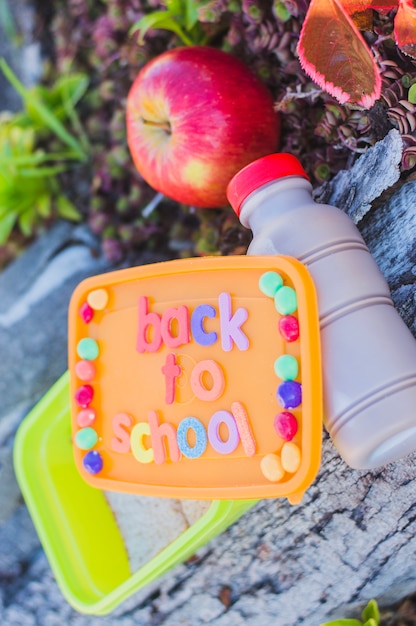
top-left (75, 384), bottom-right (94, 408)
top-left (79, 301), bottom-right (94, 323)
top-left (75, 427), bottom-right (98, 450)
top-left (77, 408), bottom-right (97, 427)
top-left (83, 450), bottom-right (103, 474)
top-left (277, 380), bottom-right (302, 409)
top-left (274, 354), bottom-right (299, 380)
top-left (260, 453), bottom-right (285, 482)
top-left (259, 271), bottom-right (283, 297)
top-left (274, 286), bottom-right (298, 315)
top-left (87, 288), bottom-right (109, 311)
top-left (278, 315), bottom-right (299, 342)
top-left (274, 411), bottom-right (298, 441)
top-left (281, 442), bottom-right (301, 473)
top-left (75, 359), bottom-right (96, 382)
top-left (77, 338), bottom-right (99, 360)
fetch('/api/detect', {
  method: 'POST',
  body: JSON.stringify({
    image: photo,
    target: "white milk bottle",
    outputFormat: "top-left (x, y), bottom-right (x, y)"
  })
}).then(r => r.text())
top-left (227, 153), bottom-right (416, 469)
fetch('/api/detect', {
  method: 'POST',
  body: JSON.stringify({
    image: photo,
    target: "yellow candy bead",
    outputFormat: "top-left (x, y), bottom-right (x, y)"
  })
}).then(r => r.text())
top-left (87, 288), bottom-right (109, 311)
top-left (260, 453), bottom-right (285, 482)
top-left (281, 442), bottom-right (301, 473)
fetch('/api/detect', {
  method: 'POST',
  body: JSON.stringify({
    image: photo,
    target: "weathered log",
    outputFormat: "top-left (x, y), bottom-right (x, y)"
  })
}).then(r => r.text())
top-left (1, 132), bottom-right (416, 624)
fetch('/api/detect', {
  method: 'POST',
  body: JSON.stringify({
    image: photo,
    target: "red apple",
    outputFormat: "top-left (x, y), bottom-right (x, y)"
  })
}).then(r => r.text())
top-left (126, 46), bottom-right (280, 208)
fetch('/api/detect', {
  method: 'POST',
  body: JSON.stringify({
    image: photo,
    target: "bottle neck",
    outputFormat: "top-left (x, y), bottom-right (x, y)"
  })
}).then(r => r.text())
top-left (239, 177), bottom-right (314, 232)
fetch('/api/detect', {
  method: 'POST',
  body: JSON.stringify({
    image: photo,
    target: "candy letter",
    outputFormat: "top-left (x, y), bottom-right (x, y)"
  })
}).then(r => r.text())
top-left (111, 413), bottom-right (132, 453)
top-left (219, 292), bottom-right (249, 352)
top-left (161, 353), bottom-right (182, 405)
top-left (131, 422), bottom-right (154, 464)
top-left (177, 417), bottom-right (207, 459)
top-left (161, 306), bottom-right (190, 349)
top-left (190, 359), bottom-right (225, 401)
top-left (231, 401), bottom-right (256, 456)
top-left (136, 296), bottom-right (162, 353)
top-left (208, 410), bottom-right (240, 454)
top-left (148, 410), bottom-right (181, 464)
top-left (191, 304), bottom-right (218, 346)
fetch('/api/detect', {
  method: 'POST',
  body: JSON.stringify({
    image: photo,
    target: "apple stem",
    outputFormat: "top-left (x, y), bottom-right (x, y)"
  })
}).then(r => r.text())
top-left (142, 191), bottom-right (165, 218)
top-left (140, 118), bottom-right (172, 134)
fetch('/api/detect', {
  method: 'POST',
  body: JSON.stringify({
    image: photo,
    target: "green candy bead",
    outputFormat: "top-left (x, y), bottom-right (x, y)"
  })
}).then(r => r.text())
top-left (274, 286), bottom-right (297, 315)
top-left (75, 427), bottom-right (98, 450)
top-left (77, 338), bottom-right (99, 360)
top-left (274, 355), bottom-right (299, 380)
top-left (259, 271), bottom-right (283, 297)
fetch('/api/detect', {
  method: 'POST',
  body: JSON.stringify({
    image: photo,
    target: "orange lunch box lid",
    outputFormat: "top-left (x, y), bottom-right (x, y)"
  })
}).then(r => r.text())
top-left (68, 255), bottom-right (322, 504)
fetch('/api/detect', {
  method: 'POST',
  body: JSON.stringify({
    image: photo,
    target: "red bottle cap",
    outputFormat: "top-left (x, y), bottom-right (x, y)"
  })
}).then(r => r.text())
top-left (227, 153), bottom-right (310, 217)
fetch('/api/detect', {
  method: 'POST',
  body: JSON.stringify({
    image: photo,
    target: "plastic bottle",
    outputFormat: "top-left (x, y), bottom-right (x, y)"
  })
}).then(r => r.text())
top-left (227, 152), bottom-right (416, 469)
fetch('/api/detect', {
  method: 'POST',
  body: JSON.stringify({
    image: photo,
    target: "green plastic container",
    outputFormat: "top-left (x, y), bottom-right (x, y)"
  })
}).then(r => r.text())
top-left (13, 372), bottom-right (255, 615)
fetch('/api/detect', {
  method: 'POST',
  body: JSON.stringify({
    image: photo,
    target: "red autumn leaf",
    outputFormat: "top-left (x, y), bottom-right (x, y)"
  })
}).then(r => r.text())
top-left (339, 0), bottom-right (397, 28)
top-left (298, 0), bottom-right (381, 107)
top-left (394, 0), bottom-right (416, 58)
top-left (339, 0), bottom-right (398, 9)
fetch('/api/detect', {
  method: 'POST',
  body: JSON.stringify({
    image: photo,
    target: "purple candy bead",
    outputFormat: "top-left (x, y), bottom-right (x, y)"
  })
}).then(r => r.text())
top-left (83, 450), bottom-right (103, 474)
top-left (277, 380), bottom-right (302, 409)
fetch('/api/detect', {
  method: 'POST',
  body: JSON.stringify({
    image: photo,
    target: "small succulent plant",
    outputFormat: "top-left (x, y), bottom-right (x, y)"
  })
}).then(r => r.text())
top-left (321, 599), bottom-right (380, 626)
top-left (0, 58), bottom-right (88, 265)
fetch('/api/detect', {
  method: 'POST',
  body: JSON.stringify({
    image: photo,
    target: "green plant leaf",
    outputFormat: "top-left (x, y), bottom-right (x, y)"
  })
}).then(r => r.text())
top-left (0, 153), bottom-right (43, 167)
top-left (165, 0), bottom-right (206, 41)
top-left (321, 619), bottom-right (363, 626)
top-left (0, 211), bottom-right (17, 244)
top-left (56, 195), bottom-right (82, 221)
top-left (54, 73), bottom-right (89, 108)
top-left (18, 165), bottom-right (68, 178)
top-left (165, 0), bottom-right (182, 15)
top-left (130, 11), bottom-right (193, 46)
top-left (408, 83), bottom-right (416, 104)
top-left (184, 0), bottom-right (199, 30)
top-left (362, 600), bottom-right (380, 624)
top-left (36, 194), bottom-right (52, 218)
top-left (0, 150), bottom-right (81, 167)
top-left (362, 619), bottom-right (377, 626)
top-left (3, 193), bottom-right (41, 216)
top-left (0, 171), bottom-right (11, 192)
top-left (0, 58), bottom-right (87, 160)
top-left (18, 208), bottom-right (37, 236)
